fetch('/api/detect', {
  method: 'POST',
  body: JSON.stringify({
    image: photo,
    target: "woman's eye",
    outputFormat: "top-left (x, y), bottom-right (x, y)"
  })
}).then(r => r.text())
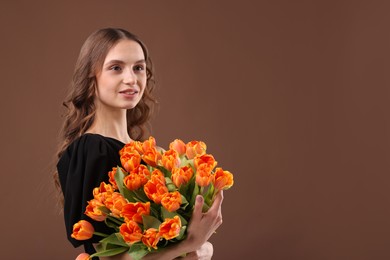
top-left (134, 65), bottom-right (145, 71)
top-left (110, 65), bottom-right (122, 71)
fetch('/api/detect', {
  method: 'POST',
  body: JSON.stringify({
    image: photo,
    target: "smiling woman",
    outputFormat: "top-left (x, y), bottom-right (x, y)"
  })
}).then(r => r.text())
top-left (90, 40), bottom-right (148, 141)
top-left (54, 28), bottom-right (223, 260)
top-left (95, 40), bottom-right (147, 112)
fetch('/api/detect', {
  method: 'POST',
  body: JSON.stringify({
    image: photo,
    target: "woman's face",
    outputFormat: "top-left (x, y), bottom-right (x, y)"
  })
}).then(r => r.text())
top-left (95, 39), bottom-right (147, 111)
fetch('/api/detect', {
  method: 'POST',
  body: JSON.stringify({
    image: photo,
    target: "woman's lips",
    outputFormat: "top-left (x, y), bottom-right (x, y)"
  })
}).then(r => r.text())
top-left (120, 89), bottom-right (138, 94)
top-left (119, 89), bottom-right (139, 97)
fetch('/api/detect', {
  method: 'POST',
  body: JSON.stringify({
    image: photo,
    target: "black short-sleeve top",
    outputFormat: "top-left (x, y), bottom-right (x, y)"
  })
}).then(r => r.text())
top-left (56, 133), bottom-right (125, 254)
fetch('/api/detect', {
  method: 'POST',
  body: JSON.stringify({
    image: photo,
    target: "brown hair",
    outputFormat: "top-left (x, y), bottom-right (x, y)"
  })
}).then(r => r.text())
top-left (54, 28), bottom-right (157, 203)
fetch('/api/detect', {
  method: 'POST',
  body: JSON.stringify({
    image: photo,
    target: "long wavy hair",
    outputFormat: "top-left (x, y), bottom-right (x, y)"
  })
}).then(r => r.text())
top-left (54, 28), bottom-right (157, 203)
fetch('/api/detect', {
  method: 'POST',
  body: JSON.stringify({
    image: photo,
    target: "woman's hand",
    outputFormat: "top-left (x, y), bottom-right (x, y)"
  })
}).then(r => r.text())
top-left (182, 190), bottom-right (224, 253)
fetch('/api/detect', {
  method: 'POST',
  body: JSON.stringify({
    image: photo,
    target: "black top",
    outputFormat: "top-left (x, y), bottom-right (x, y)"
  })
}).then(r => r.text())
top-left (57, 133), bottom-right (125, 255)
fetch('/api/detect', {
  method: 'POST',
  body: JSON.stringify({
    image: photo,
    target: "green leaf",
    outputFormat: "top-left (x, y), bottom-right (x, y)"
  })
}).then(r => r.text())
top-left (180, 195), bottom-right (189, 210)
top-left (176, 226), bottom-right (187, 240)
top-left (95, 242), bottom-right (106, 252)
top-left (98, 206), bottom-right (111, 215)
top-left (161, 206), bottom-right (175, 219)
top-left (181, 194), bottom-right (189, 204)
top-left (179, 156), bottom-right (189, 167)
top-left (161, 207), bottom-right (188, 226)
top-left (189, 183), bottom-right (200, 207)
top-left (203, 183), bottom-right (214, 208)
top-left (128, 243), bottom-right (150, 260)
top-left (104, 216), bottom-right (123, 231)
top-left (133, 189), bottom-right (150, 202)
top-left (165, 177), bottom-right (177, 192)
top-left (99, 233), bottom-right (128, 247)
top-left (91, 246), bottom-right (129, 257)
top-left (178, 183), bottom-right (188, 196)
top-left (180, 176), bottom-right (196, 202)
top-left (149, 202), bottom-right (161, 217)
top-left (104, 218), bottom-right (119, 231)
top-left (142, 215), bottom-right (162, 229)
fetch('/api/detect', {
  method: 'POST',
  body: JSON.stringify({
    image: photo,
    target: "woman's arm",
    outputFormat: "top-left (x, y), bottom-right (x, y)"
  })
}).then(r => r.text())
top-left (173, 241), bottom-right (213, 260)
top-left (99, 191), bottom-right (224, 260)
top-left (98, 242), bottom-right (213, 260)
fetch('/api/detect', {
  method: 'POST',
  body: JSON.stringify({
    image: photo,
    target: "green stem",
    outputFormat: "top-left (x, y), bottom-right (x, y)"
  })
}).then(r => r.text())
top-left (93, 232), bottom-right (109, 238)
top-left (210, 188), bottom-right (218, 203)
top-left (107, 215), bottom-right (124, 226)
top-left (202, 203), bottom-right (210, 212)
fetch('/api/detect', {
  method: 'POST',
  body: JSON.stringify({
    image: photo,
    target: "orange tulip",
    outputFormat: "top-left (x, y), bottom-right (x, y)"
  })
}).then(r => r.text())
top-left (142, 147), bottom-right (161, 167)
top-left (75, 253), bottom-right (90, 260)
top-left (85, 199), bottom-right (107, 222)
top-left (92, 184), bottom-right (118, 211)
top-left (71, 220), bottom-right (94, 240)
top-left (123, 172), bottom-right (144, 191)
top-left (120, 142), bottom-right (136, 156)
top-left (119, 220), bottom-right (143, 245)
top-left (161, 149), bottom-right (181, 171)
top-left (144, 174), bottom-right (168, 204)
top-left (93, 182), bottom-right (114, 198)
top-left (120, 152), bottom-right (141, 172)
top-left (161, 191), bottom-right (182, 212)
top-left (212, 167), bottom-right (234, 190)
top-left (169, 139), bottom-right (186, 156)
top-left (159, 216), bottom-right (181, 240)
top-left (133, 140), bottom-right (145, 154)
top-left (120, 141), bottom-right (143, 156)
top-left (142, 136), bottom-right (157, 152)
top-left (92, 182), bottom-right (114, 206)
top-left (108, 167), bottom-right (118, 190)
top-left (109, 192), bottom-right (128, 217)
top-left (123, 165), bottom-right (151, 191)
top-left (195, 164), bottom-right (213, 187)
top-left (133, 164), bottom-right (151, 180)
top-left (185, 141), bottom-right (207, 159)
top-left (194, 154), bottom-right (217, 170)
top-left (150, 169), bottom-right (166, 183)
top-left (122, 202), bottom-right (150, 224)
top-left (142, 228), bottom-right (161, 250)
top-left (171, 166), bottom-right (193, 187)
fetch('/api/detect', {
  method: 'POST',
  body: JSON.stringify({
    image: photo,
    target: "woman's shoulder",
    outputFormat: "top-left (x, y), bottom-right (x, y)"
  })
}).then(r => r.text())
top-left (57, 134), bottom-right (124, 171)
top-left (67, 133), bottom-right (124, 155)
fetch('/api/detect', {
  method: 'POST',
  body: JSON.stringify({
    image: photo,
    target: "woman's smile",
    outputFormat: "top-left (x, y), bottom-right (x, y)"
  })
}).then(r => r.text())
top-left (119, 88), bottom-right (139, 98)
top-left (95, 39), bottom-right (147, 110)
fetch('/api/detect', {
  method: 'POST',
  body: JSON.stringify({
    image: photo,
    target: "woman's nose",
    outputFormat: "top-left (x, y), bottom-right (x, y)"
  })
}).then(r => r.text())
top-left (123, 69), bottom-right (137, 85)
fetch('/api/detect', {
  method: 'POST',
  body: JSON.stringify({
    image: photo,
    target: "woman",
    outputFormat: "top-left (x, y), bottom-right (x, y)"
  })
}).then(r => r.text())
top-left (55, 28), bottom-right (223, 260)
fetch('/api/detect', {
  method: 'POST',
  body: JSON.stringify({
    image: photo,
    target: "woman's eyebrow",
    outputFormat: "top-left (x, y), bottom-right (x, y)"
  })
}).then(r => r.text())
top-left (134, 59), bottom-right (146, 64)
top-left (105, 59), bottom-right (146, 66)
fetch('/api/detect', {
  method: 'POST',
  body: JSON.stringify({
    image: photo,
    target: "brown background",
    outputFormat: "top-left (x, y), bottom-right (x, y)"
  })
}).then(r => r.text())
top-left (0, 0), bottom-right (389, 259)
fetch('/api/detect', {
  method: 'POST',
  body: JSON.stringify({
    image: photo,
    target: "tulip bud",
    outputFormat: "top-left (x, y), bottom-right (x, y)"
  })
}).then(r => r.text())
top-left (71, 220), bottom-right (94, 240)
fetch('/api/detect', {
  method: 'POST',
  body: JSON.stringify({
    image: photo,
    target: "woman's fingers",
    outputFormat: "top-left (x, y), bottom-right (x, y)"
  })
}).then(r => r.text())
top-left (189, 195), bottom-right (204, 225)
top-left (209, 190), bottom-right (224, 212)
top-left (207, 190), bottom-right (224, 224)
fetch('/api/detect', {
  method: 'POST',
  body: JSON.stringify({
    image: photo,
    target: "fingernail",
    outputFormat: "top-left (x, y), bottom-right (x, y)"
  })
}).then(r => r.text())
top-left (197, 195), bottom-right (203, 203)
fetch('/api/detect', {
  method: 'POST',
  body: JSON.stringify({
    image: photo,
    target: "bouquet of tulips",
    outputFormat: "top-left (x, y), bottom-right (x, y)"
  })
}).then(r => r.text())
top-left (71, 137), bottom-right (234, 260)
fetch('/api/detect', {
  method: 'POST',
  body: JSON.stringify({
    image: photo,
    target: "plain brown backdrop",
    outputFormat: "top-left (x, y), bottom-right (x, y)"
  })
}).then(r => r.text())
top-left (1, 0), bottom-right (389, 259)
